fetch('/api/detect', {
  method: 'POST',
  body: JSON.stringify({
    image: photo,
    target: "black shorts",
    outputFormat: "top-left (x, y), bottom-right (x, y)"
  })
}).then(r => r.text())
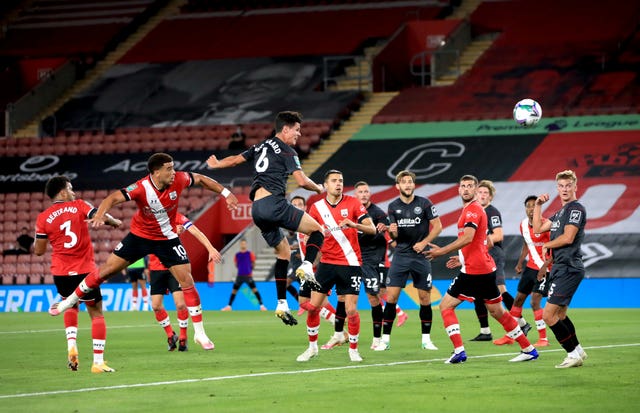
top-left (490, 247), bottom-right (506, 285)
top-left (54, 274), bottom-right (102, 303)
top-left (252, 196), bottom-right (304, 247)
top-left (316, 263), bottom-right (362, 296)
top-left (232, 275), bottom-right (257, 290)
top-left (114, 233), bottom-right (189, 268)
top-left (546, 264), bottom-right (584, 306)
top-left (386, 253), bottom-right (432, 291)
top-left (126, 267), bottom-right (146, 282)
top-left (517, 267), bottom-right (549, 296)
top-left (379, 264), bottom-right (388, 288)
top-left (446, 271), bottom-right (501, 303)
top-left (149, 269), bottom-right (181, 295)
top-left (361, 260), bottom-right (382, 296)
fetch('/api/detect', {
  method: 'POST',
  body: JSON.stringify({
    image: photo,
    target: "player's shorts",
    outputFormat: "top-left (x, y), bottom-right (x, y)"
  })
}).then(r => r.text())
top-left (517, 267), bottom-right (549, 296)
top-left (149, 269), bottom-right (181, 295)
top-left (316, 263), bottom-right (362, 296)
top-left (54, 273), bottom-right (102, 303)
top-left (252, 195), bottom-right (304, 247)
top-left (379, 264), bottom-right (388, 289)
top-left (126, 267), bottom-right (145, 283)
top-left (546, 264), bottom-right (584, 306)
top-left (489, 246), bottom-right (506, 285)
top-left (361, 260), bottom-right (382, 296)
top-left (386, 253), bottom-right (432, 291)
top-left (232, 274), bottom-right (257, 290)
top-left (114, 233), bottom-right (189, 268)
top-left (446, 271), bottom-right (502, 304)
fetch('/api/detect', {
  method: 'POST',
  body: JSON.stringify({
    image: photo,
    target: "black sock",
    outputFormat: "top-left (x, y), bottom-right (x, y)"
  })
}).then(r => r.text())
top-left (563, 315), bottom-right (580, 346)
top-left (382, 302), bottom-right (396, 335)
top-left (304, 231), bottom-right (324, 264)
top-left (474, 300), bottom-right (490, 329)
top-left (274, 259), bottom-right (289, 301)
top-left (549, 319), bottom-right (577, 353)
top-left (335, 301), bottom-right (346, 332)
top-left (419, 305), bottom-right (433, 334)
top-left (371, 304), bottom-right (383, 338)
top-left (501, 291), bottom-right (515, 310)
top-left (254, 291), bottom-right (263, 305)
top-left (228, 292), bottom-right (236, 306)
top-left (286, 285), bottom-right (299, 299)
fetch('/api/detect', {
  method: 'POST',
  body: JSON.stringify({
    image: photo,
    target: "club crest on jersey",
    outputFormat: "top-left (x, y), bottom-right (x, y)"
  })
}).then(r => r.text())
top-left (169, 191), bottom-right (177, 200)
top-left (414, 206), bottom-right (422, 214)
top-left (341, 209), bottom-right (348, 217)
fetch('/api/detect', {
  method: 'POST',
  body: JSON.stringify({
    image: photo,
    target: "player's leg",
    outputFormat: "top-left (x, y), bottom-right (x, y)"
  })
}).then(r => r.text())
top-left (375, 257), bottom-right (408, 351)
top-left (247, 278), bottom-right (267, 310)
top-left (414, 260), bottom-right (437, 350)
top-left (150, 269), bottom-right (178, 350)
top-left (130, 279), bottom-right (139, 311)
top-left (294, 212), bottom-right (324, 287)
top-left (440, 289), bottom-right (467, 364)
top-left (223, 277), bottom-right (242, 310)
top-left (297, 289), bottom-right (326, 362)
top-left (321, 295), bottom-right (346, 349)
top-left (345, 293), bottom-right (362, 362)
top-left (531, 271), bottom-right (549, 346)
top-left (85, 295), bottom-right (115, 373)
top-left (273, 237), bottom-right (297, 325)
top-left (139, 278), bottom-right (149, 311)
top-left (167, 270), bottom-right (189, 352)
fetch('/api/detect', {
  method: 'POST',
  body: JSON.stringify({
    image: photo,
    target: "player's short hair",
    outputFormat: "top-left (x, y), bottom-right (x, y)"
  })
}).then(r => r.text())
top-left (275, 111), bottom-right (303, 133)
top-left (290, 195), bottom-right (306, 206)
top-left (395, 170), bottom-right (416, 184)
top-left (147, 153), bottom-right (173, 173)
top-left (460, 174), bottom-right (478, 184)
top-left (323, 169), bottom-right (342, 182)
top-left (478, 179), bottom-right (496, 197)
top-left (556, 169), bottom-right (577, 184)
top-left (354, 181), bottom-right (369, 188)
top-left (524, 195), bottom-right (538, 205)
top-left (44, 175), bottom-right (71, 199)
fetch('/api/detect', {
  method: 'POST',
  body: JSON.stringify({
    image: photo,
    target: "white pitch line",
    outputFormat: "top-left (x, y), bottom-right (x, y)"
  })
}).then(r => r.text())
top-left (1, 343), bottom-right (639, 400)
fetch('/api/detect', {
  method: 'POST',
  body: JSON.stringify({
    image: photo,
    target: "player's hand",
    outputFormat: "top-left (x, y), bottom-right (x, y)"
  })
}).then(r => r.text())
top-left (536, 193), bottom-right (550, 205)
top-left (206, 155), bottom-right (220, 169)
top-left (225, 193), bottom-right (239, 210)
top-left (446, 256), bottom-right (461, 269)
top-left (87, 216), bottom-right (105, 228)
top-left (413, 241), bottom-right (427, 254)
top-left (424, 242), bottom-right (442, 260)
top-left (515, 263), bottom-right (523, 274)
top-left (339, 218), bottom-right (355, 229)
top-left (208, 249), bottom-right (222, 264)
top-left (376, 222), bottom-right (388, 233)
top-left (388, 223), bottom-right (398, 236)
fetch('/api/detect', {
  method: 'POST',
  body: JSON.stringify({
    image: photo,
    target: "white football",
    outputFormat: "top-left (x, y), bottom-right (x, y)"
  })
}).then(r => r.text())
top-left (513, 98), bottom-right (542, 127)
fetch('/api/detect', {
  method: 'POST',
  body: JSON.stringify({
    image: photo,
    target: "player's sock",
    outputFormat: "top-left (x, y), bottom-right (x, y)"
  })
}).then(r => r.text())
top-left (177, 309), bottom-right (189, 340)
top-left (347, 313), bottom-right (360, 350)
top-left (563, 316), bottom-right (581, 348)
top-left (371, 304), bottom-right (383, 338)
top-left (534, 309), bottom-right (547, 339)
top-left (441, 308), bottom-right (464, 350)
top-left (73, 270), bottom-right (103, 301)
top-left (141, 286), bottom-right (149, 309)
top-left (304, 231), bottom-right (324, 264)
top-left (274, 258), bottom-right (289, 301)
top-left (419, 305), bottom-right (433, 334)
top-left (286, 285), bottom-right (299, 300)
top-left (306, 305), bottom-right (321, 343)
top-left (549, 319), bottom-right (577, 353)
top-left (154, 309), bottom-right (174, 337)
top-left (381, 302), bottom-right (396, 335)
top-left (91, 315), bottom-right (106, 365)
top-left (474, 299), bottom-right (490, 332)
top-left (183, 286), bottom-right (205, 336)
top-left (396, 306), bottom-right (406, 317)
top-left (131, 289), bottom-right (138, 310)
top-left (64, 306), bottom-right (79, 350)
top-left (498, 312), bottom-right (533, 351)
top-left (510, 305), bottom-right (529, 328)
top-left (228, 292), bottom-right (237, 306)
top-left (335, 301), bottom-right (346, 333)
top-left (501, 291), bottom-right (515, 310)
top-left (254, 291), bottom-right (264, 305)
top-left (319, 305), bottom-right (335, 324)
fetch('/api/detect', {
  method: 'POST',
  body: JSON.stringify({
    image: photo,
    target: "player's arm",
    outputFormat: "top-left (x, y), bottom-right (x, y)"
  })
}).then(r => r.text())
top-left (192, 172), bottom-right (238, 211)
top-left (532, 194), bottom-right (552, 233)
top-left (186, 224), bottom-right (222, 263)
top-left (414, 216), bottom-right (442, 253)
top-left (344, 216), bottom-right (376, 235)
top-left (489, 226), bottom-right (503, 245)
top-left (34, 238), bottom-right (48, 256)
top-left (206, 153), bottom-right (246, 169)
top-left (292, 170), bottom-right (323, 194)
top-left (543, 224), bottom-right (579, 250)
top-left (89, 190), bottom-right (127, 228)
top-left (426, 225), bottom-right (475, 260)
top-left (515, 240), bottom-right (528, 273)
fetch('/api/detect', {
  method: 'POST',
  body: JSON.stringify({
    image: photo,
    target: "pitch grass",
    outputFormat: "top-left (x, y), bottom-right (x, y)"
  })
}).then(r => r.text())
top-left (1, 309), bottom-right (639, 413)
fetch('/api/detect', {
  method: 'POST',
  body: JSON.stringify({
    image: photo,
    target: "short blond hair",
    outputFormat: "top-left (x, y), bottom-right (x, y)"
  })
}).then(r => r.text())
top-left (478, 179), bottom-right (496, 197)
top-left (556, 169), bottom-right (577, 184)
top-left (396, 170), bottom-right (416, 184)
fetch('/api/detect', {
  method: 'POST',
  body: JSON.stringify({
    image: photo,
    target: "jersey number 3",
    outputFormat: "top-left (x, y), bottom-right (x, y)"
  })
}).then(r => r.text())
top-left (60, 220), bottom-right (78, 249)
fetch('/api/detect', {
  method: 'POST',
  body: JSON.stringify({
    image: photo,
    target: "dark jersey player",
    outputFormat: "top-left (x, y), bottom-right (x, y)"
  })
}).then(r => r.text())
top-left (206, 111), bottom-right (326, 326)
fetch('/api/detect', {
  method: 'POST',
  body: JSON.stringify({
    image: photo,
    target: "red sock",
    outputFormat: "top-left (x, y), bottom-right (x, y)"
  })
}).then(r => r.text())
top-left (534, 308), bottom-right (547, 339)
top-left (307, 305), bottom-right (320, 342)
top-left (177, 309), bottom-right (189, 340)
top-left (510, 305), bottom-right (523, 318)
top-left (300, 301), bottom-right (315, 312)
top-left (347, 313), bottom-right (360, 349)
top-left (64, 306), bottom-right (79, 329)
top-left (323, 302), bottom-right (336, 313)
top-left (154, 309), bottom-right (174, 337)
top-left (92, 315), bottom-right (106, 356)
top-left (182, 286), bottom-right (203, 323)
top-left (74, 270), bottom-right (103, 299)
top-left (441, 308), bottom-right (463, 349)
top-left (498, 311), bottom-right (531, 349)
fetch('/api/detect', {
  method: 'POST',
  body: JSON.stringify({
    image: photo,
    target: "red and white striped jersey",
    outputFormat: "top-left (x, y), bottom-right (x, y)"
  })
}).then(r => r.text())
top-left (148, 213), bottom-right (191, 271)
top-left (520, 217), bottom-right (551, 271)
top-left (35, 199), bottom-right (97, 276)
top-left (457, 200), bottom-right (496, 275)
top-left (124, 172), bottom-right (193, 241)
top-left (308, 195), bottom-right (367, 266)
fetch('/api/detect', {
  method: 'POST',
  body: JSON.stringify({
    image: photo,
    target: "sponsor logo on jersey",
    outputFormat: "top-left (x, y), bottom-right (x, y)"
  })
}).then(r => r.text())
top-left (491, 216), bottom-right (501, 226)
top-left (126, 183), bottom-right (137, 191)
top-left (569, 210), bottom-right (582, 224)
